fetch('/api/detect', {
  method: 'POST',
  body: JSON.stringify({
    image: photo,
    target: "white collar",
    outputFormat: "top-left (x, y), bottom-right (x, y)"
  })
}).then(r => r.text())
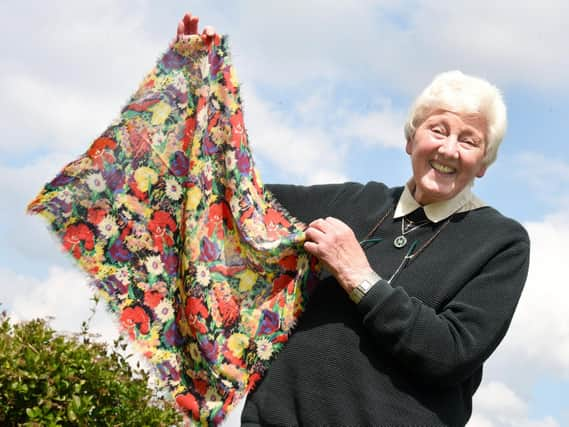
top-left (394, 180), bottom-right (486, 223)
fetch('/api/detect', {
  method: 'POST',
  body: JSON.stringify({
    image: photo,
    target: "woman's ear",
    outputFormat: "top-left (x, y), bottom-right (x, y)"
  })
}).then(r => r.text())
top-left (405, 138), bottom-right (413, 155)
top-left (476, 164), bottom-right (487, 178)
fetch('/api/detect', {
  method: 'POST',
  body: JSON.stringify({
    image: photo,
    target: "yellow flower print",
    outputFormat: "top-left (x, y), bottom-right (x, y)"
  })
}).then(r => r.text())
top-left (227, 333), bottom-right (249, 358)
top-left (186, 186), bottom-right (202, 210)
top-left (117, 194), bottom-right (152, 218)
top-left (96, 264), bottom-right (117, 281)
top-left (149, 101), bottom-right (172, 126)
top-left (133, 167), bottom-right (158, 193)
top-left (66, 157), bottom-right (92, 175)
top-left (154, 74), bottom-right (173, 91)
top-left (205, 387), bottom-right (223, 412)
top-left (229, 66), bottom-right (239, 90)
top-left (219, 363), bottom-right (248, 386)
top-left (189, 342), bottom-right (202, 362)
top-left (241, 309), bottom-right (262, 336)
top-left (237, 270), bottom-right (258, 292)
top-left (210, 124), bottom-right (231, 146)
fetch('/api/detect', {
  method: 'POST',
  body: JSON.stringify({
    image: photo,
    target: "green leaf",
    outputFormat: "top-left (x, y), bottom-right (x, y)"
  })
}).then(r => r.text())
top-left (67, 406), bottom-right (77, 422)
top-left (72, 394), bottom-right (81, 409)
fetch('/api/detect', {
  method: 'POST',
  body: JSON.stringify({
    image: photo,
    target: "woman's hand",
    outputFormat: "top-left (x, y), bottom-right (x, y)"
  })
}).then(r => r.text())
top-left (173, 12), bottom-right (216, 45)
top-left (304, 217), bottom-right (376, 294)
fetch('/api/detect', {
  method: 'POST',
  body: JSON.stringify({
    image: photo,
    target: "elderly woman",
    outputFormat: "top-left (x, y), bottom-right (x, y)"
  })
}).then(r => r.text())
top-left (179, 14), bottom-right (529, 427)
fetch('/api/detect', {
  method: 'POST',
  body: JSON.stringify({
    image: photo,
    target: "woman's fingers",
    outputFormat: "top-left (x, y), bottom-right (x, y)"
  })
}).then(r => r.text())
top-left (201, 25), bottom-right (216, 44)
top-left (188, 15), bottom-right (199, 35)
top-left (305, 226), bottom-right (326, 242)
top-left (175, 13), bottom-right (217, 46)
top-left (177, 13), bottom-right (199, 37)
top-left (308, 218), bottom-right (331, 233)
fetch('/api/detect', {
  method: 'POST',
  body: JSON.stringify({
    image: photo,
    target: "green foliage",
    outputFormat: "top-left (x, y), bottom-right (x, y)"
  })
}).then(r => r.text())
top-left (0, 306), bottom-right (183, 426)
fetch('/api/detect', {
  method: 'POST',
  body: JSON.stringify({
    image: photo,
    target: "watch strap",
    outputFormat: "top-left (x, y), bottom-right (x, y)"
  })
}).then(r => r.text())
top-left (349, 271), bottom-right (381, 304)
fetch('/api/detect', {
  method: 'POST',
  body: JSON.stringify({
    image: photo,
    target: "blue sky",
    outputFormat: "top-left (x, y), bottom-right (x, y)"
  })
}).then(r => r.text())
top-left (1, 1), bottom-right (568, 426)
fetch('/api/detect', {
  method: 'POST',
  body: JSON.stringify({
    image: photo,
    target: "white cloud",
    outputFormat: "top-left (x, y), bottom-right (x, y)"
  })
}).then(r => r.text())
top-left (241, 86), bottom-right (349, 184)
top-left (0, 154), bottom-right (84, 265)
top-left (467, 208), bottom-right (569, 426)
top-left (468, 382), bottom-right (561, 427)
top-left (208, 0), bottom-right (569, 94)
top-left (514, 153), bottom-right (569, 203)
top-left (407, 1), bottom-right (569, 91)
top-left (474, 381), bottom-right (528, 419)
top-left (2, 265), bottom-right (118, 342)
top-left (0, 0), bottom-right (163, 157)
top-left (338, 99), bottom-right (407, 149)
top-left (0, 74), bottom-right (123, 154)
top-left (502, 214), bottom-right (569, 376)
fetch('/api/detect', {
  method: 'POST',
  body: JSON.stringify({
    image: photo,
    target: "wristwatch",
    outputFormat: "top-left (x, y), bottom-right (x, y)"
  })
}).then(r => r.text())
top-left (349, 271), bottom-right (381, 304)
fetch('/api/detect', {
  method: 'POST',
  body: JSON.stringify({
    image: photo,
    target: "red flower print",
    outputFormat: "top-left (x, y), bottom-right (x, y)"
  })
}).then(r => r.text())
top-left (126, 122), bottom-right (151, 159)
top-left (206, 201), bottom-right (233, 239)
top-left (230, 111), bottom-right (244, 148)
top-left (264, 208), bottom-right (291, 239)
top-left (125, 97), bottom-right (160, 112)
top-left (274, 334), bottom-right (289, 344)
top-left (224, 69), bottom-right (237, 93)
top-left (62, 223), bottom-right (94, 259)
top-left (182, 117), bottom-right (196, 152)
top-left (185, 297), bottom-right (209, 335)
top-left (87, 208), bottom-right (106, 225)
top-left (120, 306), bottom-right (150, 339)
top-left (144, 290), bottom-right (163, 308)
top-left (213, 284), bottom-right (239, 327)
top-left (246, 373), bottom-right (262, 393)
top-left (223, 348), bottom-right (246, 368)
top-left (271, 274), bottom-right (293, 298)
top-left (192, 377), bottom-right (208, 396)
top-left (207, 111), bottom-right (221, 132)
top-left (87, 137), bottom-right (117, 169)
top-left (175, 392), bottom-right (200, 421)
top-left (148, 211), bottom-right (177, 253)
top-left (278, 255), bottom-right (298, 271)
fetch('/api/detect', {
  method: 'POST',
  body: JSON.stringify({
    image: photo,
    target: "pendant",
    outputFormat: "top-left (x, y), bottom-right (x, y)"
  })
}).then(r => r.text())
top-left (393, 235), bottom-right (407, 248)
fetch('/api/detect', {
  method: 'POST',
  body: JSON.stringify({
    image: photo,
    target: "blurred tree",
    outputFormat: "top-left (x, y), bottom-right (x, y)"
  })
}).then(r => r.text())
top-left (0, 304), bottom-right (183, 426)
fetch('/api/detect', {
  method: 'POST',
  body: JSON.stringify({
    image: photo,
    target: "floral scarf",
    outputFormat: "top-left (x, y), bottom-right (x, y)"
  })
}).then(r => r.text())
top-left (28, 35), bottom-right (317, 425)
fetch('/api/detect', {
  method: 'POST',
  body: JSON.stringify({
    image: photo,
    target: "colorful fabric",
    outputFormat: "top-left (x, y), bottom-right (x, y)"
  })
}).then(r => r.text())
top-left (28, 35), bottom-right (317, 425)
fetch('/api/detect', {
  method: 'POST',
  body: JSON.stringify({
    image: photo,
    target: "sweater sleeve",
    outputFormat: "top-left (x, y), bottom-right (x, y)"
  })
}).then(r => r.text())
top-left (266, 183), bottom-right (356, 224)
top-left (357, 224), bottom-right (530, 387)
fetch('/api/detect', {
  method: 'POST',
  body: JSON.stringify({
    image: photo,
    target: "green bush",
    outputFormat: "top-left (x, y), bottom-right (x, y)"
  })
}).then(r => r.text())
top-left (0, 306), bottom-right (183, 426)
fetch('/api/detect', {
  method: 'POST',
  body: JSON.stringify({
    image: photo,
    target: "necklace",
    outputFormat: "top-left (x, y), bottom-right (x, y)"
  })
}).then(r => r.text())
top-left (359, 205), bottom-right (452, 283)
top-left (393, 216), bottom-right (431, 248)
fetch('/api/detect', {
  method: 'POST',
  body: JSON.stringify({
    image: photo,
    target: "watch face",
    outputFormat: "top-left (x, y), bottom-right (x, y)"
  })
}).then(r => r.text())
top-left (360, 280), bottom-right (372, 292)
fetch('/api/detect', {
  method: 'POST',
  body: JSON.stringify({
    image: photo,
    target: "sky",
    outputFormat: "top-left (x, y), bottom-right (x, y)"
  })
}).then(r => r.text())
top-left (1, 1), bottom-right (568, 426)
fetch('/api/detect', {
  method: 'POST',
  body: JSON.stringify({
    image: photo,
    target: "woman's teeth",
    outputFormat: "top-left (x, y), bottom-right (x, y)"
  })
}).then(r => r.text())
top-left (430, 161), bottom-right (455, 174)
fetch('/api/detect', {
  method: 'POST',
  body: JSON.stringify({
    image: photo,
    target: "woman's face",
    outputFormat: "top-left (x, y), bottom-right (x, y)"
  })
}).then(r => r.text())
top-left (406, 110), bottom-right (487, 205)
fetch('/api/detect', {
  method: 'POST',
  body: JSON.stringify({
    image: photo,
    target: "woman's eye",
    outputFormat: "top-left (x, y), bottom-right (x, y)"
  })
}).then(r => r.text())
top-left (461, 138), bottom-right (478, 146)
top-left (432, 126), bottom-right (445, 135)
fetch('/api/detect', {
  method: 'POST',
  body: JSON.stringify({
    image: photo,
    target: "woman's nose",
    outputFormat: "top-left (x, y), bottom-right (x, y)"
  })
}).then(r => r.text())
top-left (438, 137), bottom-right (459, 159)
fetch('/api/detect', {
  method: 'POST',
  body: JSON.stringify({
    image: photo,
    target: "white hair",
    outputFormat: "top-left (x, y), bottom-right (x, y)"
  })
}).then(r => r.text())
top-left (404, 71), bottom-right (507, 167)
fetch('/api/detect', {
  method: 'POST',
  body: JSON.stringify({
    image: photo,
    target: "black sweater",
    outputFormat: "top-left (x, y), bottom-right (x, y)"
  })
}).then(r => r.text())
top-left (241, 182), bottom-right (530, 427)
